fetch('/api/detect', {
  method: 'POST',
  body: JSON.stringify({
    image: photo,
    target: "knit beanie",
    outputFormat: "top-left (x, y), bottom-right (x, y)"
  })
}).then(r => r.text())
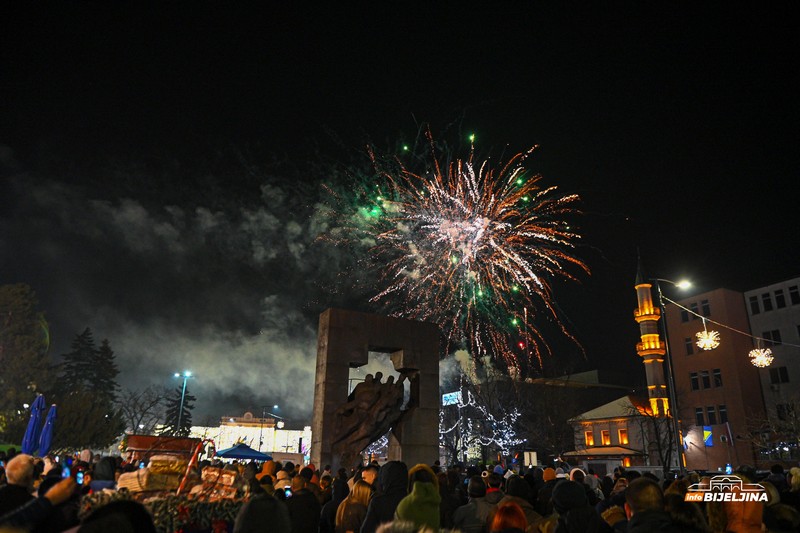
top-left (493, 464), bottom-right (505, 475)
top-left (542, 467), bottom-right (556, 482)
top-left (552, 480), bottom-right (587, 514)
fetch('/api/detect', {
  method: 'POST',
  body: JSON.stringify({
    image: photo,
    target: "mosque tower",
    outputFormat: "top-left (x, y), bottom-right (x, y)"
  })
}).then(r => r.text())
top-left (633, 258), bottom-right (670, 416)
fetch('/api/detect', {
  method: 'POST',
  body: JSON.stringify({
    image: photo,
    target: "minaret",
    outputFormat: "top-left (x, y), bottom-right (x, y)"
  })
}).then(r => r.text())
top-left (633, 257), bottom-right (669, 416)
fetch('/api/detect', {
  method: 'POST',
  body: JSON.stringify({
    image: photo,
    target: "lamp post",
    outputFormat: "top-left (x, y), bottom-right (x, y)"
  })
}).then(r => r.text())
top-left (652, 278), bottom-right (690, 476)
top-left (174, 371), bottom-right (193, 435)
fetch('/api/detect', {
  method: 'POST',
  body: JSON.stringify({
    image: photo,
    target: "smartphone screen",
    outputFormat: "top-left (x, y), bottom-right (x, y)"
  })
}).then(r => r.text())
top-left (76, 471), bottom-right (84, 484)
top-left (62, 467), bottom-right (71, 478)
top-left (284, 487), bottom-right (292, 498)
top-left (139, 461), bottom-right (146, 469)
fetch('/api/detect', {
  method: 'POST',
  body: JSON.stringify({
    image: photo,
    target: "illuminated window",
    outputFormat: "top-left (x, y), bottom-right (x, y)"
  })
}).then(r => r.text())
top-left (601, 430), bottom-right (611, 446)
top-left (623, 457), bottom-right (631, 467)
top-left (584, 431), bottom-right (594, 446)
top-left (618, 428), bottom-right (629, 445)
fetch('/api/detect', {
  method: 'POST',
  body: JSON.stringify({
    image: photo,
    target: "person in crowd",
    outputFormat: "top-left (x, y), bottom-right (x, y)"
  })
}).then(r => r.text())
top-left (88, 456), bottom-right (117, 493)
top-left (535, 468), bottom-right (560, 517)
top-left (524, 467), bottom-right (544, 505)
top-left (233, 482), bottom-right (291, 533)
top-left (437, 470), bottom-right (461, 529)
top-left (321, 477), bottom-right (350, 533)
top-left (394, 463), bottom-right (441, 531)
top-left (485, 473), bottom-right (505, 506)
top-left (495, 474), bottom-right (541, 529)
top-left (360, 461), bottom-right (408, 533)
top-left (319, 474), bottom-right (334, 505)
top-left (765, 464), bottom-right (790, 494)
top-left (0, 453), bottom-right (37, 515)
top-left (361, 464), bottom-right (380, 490)
top-left (275, 469), bottom-right (292, 492)
top-left (76, 499), bottom-right (157, 533)
top-left (782, 466), bottom-right (800, 512)
top-left (541, 479), bottom-right (601, 533)
top-left (0, 476), bottom-right (77, 532)
top-left (568, 468), bottom-right (599, 506)
top-left (453, 475), bottom-right (494, 533)
top-left (257, 460), bottom-right (278, 484)
top-left (624, 477), bottom-right (682, 532)
top-left (663, 492), bottom-right (710, 532)
top-left (299, 466), bottom-right (323, 503)
top-left (284, 472), bottom-right (322, 533)
top-left (706, 465), bottom-right (764, 533)
top-left (335, 479), bottom-right (373, 533)
top-left (762, 502), bottom-right (800, 533)
top-left (489, 501), bottom-right (527, 533)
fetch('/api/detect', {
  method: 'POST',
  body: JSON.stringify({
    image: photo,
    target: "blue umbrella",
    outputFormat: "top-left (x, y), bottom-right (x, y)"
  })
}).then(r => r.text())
top-left (21, 394), bottom-right (46, 455)
top-left (38, 404), bottom-right (57, 456)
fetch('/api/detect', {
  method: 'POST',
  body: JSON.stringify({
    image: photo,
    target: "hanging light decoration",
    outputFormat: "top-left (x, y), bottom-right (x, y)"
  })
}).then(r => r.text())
top-left (695, 318), bottom-right (721, 351)
top-left (749, 347), bottom-right (773, 367)
top-left (749, 338), bottom-right (774, 367)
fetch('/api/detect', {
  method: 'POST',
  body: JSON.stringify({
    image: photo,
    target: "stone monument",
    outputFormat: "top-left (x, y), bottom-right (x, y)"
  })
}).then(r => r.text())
top-left (310, 308), bottom-right (440, 471)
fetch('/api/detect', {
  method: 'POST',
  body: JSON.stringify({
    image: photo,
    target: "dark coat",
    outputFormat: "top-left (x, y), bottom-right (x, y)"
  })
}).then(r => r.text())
top-left (626, 510), bottom-right (685, 533)
top-left (233, 493), bottom-right (291, 533)
top-left (320, 478), bottom-right (349, 533)
top-left (285, 488), bottom-right (321, 533)
top-left (359, 461), bottom-right (408, 533)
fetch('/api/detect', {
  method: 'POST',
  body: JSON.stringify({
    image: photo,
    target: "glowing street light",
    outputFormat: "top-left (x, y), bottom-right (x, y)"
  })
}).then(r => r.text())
top-left (173, 371), bottom-right (193, 435)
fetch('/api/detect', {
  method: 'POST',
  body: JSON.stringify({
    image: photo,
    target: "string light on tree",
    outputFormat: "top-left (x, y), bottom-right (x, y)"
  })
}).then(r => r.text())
top-left (695, 318), bottom-right (720, 351)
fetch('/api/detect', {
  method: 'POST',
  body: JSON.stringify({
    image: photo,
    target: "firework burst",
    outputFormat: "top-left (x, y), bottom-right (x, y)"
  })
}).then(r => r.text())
top-left (328, 132), bottom-right (589, 374)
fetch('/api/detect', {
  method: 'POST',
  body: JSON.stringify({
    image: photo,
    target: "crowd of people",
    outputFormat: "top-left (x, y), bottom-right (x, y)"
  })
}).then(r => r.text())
top-left (2, 446), bottom-right (800, 533)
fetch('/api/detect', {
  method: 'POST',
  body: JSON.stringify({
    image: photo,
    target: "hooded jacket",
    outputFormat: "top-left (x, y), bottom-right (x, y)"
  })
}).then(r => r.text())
top-left (394, 464), bottom-right (442, 531)
top-left (359, 461), bottom-right (408, 533)
top-left (320, 478), bottom-right (350, 533)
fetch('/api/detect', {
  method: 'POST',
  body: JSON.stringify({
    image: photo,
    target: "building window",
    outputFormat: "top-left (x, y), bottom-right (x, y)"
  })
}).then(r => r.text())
top-left (790, 285), bottom-right (800, 305)
top-left (749, 296), bottom-right (760, 315)
top-left (690, 372), bottom-right (699, 391)
top-left (763, 329), bottom-right (783, 346)
top-left (685, 338), bottom-right (694, 356)
top-left (719, 405), bottom-right (728, 424)
top-left (601, 430), bottom-right (611, 446)
top-left (681, 309), bottom-right (689, 323)
top-left (695, 408), bottom-right (705, 426)
top-left (701, 299), bottom-right (711, 317)
top-left (701, 370), bottom-right (711, 389)
top-left (713, 369), bottom-right (722, 387)
top-left (770, 366), bottom-right (790, 384)
top-left (623, 457), bottom-right (631, 467)
top-left (775, 289), bottom-right (786, 309)
top-left (585, 430), bottom-right (594, 446)
top-left (707, 406), bottom-right (717, 425)
top-left (690, 302), bottom-right (699, 319)
top-left (762, 293), bottom-right (773, 311)
top-left (618, 428), bottom-right (629, 445)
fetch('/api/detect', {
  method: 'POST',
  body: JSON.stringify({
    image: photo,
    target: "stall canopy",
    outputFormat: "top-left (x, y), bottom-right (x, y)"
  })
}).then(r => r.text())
top-left (215, 443), bottom-right (272, 461)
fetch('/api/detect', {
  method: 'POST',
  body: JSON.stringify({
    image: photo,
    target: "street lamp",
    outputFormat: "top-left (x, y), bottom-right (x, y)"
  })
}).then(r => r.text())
top-left (652, 278), bottom-right (690, 476)
top-left (174, 371), bottom-right (193, 435)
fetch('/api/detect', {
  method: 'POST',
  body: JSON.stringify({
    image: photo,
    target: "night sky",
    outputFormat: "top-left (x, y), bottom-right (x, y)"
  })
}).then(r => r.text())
top-left (2, 4), bottom-right (798, 424)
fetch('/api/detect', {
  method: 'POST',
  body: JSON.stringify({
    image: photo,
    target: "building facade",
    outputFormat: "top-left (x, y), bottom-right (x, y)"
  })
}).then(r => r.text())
top-left (744, 277), bottom-right (800, 461)
top-left (664, 287), bottom-right (766, 471)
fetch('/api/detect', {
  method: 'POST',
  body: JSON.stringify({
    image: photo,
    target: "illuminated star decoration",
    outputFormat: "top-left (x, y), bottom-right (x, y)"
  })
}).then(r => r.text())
top-left (351, 130), bottom-right (589, 373)
top-left (695, 319), bottom-right (720, 351)
top-left (749, 347), bottom-right (773, 368)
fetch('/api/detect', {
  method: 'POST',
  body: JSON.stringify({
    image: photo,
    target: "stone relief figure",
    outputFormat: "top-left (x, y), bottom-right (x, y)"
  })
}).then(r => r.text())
top-left (331, 371), bottom-right (409, 468)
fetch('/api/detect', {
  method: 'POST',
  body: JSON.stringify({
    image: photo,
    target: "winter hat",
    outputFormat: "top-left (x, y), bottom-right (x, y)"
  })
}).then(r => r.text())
top-left (276, 470), bottom-right (289, 480)
top-left (569, 468), bottom-right (586, 481)
top-left (493, 464), bottom-right (505, 475)
top-left (542, 467), bottom-right (556, 482)
top-left (555, 467), bottom-right (567, 479)
top-left (552, 480), bottom-right (587, 514)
